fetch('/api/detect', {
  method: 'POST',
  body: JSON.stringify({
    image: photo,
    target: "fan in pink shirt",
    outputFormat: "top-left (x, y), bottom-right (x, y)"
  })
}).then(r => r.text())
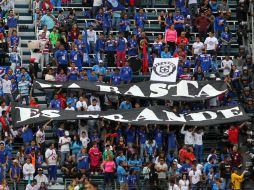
top-left (165, 24), bottom-right (177, 53)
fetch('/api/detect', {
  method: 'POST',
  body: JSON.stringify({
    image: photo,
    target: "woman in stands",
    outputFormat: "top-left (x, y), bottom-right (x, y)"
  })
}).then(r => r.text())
top-left (165, 24), bottom-right (177, 54)
top-left (101, 154), bottom-right (116, 189)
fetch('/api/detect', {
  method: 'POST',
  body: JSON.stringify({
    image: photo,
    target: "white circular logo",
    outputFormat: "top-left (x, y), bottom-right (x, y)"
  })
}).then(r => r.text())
top-left (153, 61), bottom-right (176, 77)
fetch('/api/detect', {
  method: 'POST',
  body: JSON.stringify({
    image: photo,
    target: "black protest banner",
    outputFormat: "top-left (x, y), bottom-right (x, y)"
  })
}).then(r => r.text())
top-left (34, 80), bottom-right (227, 101)
top-left (12, 105), bottom-right (249, 127)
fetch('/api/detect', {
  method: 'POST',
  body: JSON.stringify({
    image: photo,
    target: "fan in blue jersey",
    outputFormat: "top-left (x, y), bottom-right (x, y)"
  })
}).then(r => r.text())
top-left (128, 34), bottom-right (138, 57)
top-left (199, 54), bottom-right (212, 72)
top-left (214, 12), bottom-right (227, 37)
top-left (134, 8), bottom-right (148, 30)
top-left (120, 61), bottom-right (133, 84)
top-left (220, 26), bottom-right (232, 56)
top-left (152, 37), bottom-right (163, 59)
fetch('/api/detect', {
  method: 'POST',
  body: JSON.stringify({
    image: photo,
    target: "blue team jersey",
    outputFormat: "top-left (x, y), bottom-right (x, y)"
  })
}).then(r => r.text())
top-left (174, 15), bottom-right (184, 29)
top-left (116, 37), bottom-right (126, 52)
top-left (96, 13), bottom-right (103, 23)
top-left (54, 50), bottom-right (69, 65)
top-left (105, 40), bottom-right (116, 52)
top-left (9, 36), bottom-right (19, 47)
top-left (95, 39), bottom-right (105, 52)
top-left (126, 128), bottom-right (135, 143)
top-left (221, 32), bottom-right (232, 42)
top-left (103, 12), bottom-right (112, 28)
top-left (110, 73), bottom-right (121, 85)
top-left (134, 13), bottom-right (147, 28)
top-left (214, 16), bottom-right (226, 32)
top-left (175, 0), bottom-right (185, 8)
top-left (155, 129), bottom-right (163, 145)
top-left (120, 66), bottom-right (132, 81)
top-left (77, 153), bottom-right (89, 170)
top-left (152, 43), bottom-right (163, 55)
top-left (128, 39), bottom-right (138, 56)
top-left (199, 54), bottom-right (212, 72)
top-left (68, 67), bottom-right (79, 81)
top-left (50, 99), bottom-right (61, 109)
top-left (120, 19), bottom-right (131, 31)
top-left (138, 130), bottom-right (146, 144)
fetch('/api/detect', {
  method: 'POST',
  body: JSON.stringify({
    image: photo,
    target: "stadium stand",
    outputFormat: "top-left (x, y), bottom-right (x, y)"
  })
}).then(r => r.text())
top-left (0, 0), bottom-right (252, 189)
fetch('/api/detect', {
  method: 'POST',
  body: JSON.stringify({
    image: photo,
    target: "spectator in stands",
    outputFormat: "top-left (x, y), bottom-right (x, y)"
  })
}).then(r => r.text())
top-left (116, 32), bottom-right (127, 67)
top-left (134, 8), bottom-right (148, 30)
top-left (59, 130), bottom-right (71, 166)
top-left (220, 26), bottom-right (232, 56)
top-left (173, 9), bottom-right (184, 36)
top-left (102, 8), bottom-right (112, 36)
top-left (18, 75), bottom-right (31, 105)
top-left (120, 61), bottom-right (132, 84)
top-left (218, 0), bottom-right (231, 19)
top-left (89, 141), bottom-right (102, 175)
top-left (23, 157), bottom-right (35, 183)
top-left (192, 36), bottom-right (204, 59)
top-left (158, 11), bottom-right (166, 32)
top-left (49, 27), bottom-right (60, 46)
top-left (45, 68), bottom-right (55, 81)
top-left (40, 10), bottom-right (56, 31)
top-left (45, 143), bottom-right (58, 186)
top-left (231, 168), bottom-right (247, 190)
top-left (54, 44), bottom-right (69, 73)
top-left (2, 74), bottom-right (13, 105)
top-left (34, 168), bottom-right (49, 187)
top-left (165, 24), bottom-right (177, 54)
top-left (195, 11), bottom-right (211, 41)
top-left (181, 125), bottom-right (194, 147)
top-left (7, 10), bottom-right (18, 37)
top-left (101, 154), bottom-right (116, 189)
top-left (55, 68), bottom-right (67, 82)
top-left (117, 160), bottom-right (128, 190)
top-left (221, 56), bottom-right (233, 77)
top-left (86, 25), bottom-right (97, 54)
top-left (92, 0), bottom-right (103, 17)
top-left (8, 30), bottom-right (19, 50)
top-left (42, 0), bottom-right (53, 13)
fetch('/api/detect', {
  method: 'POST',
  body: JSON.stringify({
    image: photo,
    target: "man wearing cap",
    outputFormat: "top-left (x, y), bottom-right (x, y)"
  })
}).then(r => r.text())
top-left (9, 159), bottom-right (21, 189)
top-left (173, 9), bottom-right (185, 36)
top-left (34, 168), bottom-right (48, 186)
top-left (92, 60), bottom-right (107, 76)
top-left (58, 131), bottom-right (71, 166)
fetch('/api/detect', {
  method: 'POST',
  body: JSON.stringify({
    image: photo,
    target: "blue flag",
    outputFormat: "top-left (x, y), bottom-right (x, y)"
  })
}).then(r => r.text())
top-left (107, 0), bottom-right (125, 11)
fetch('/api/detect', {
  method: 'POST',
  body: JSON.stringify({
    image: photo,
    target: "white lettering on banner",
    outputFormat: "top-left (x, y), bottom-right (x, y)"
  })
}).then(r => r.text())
top-left (68, 83), bottom-right (81, 88)
top-left (103, 114), bottom-right (128, 122)
top-left (133, 108), bottom-right (162, 121)
top-left (41, 110), bottom-right (60, 118)
top-left (97, 85), bottom-right (121, 94)
top-left (197, 84), bottom-right (227, 97)
top-left (36, 81), bottom-right (52, 88)
top-left (124, 85), bottom-right (145, 97)
top-left (16, 107), bottom-right (40, 122)
top-left (162, 110), bottom-right (186, 122)
top-left (218, 106), bottom-right (243, 118)
top-left (150, 83), bottom-right (177, 97)
top-left (54, 85), bottom-right (63, 88)
top-left (76, 114), bottom-right (100, 118)
top-left (173, 80), bottom-right (198, 98)
top-left (188, 111), bottom-right (217, 121)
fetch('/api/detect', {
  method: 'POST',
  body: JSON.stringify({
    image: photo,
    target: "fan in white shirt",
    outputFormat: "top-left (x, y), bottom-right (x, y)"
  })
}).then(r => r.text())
top-left (192, 37), bottom-right (204, 56)
top-left (180, 125), bottom-right (195, 146)
top-left (87, 99), bottom-right (101, 111)
top-left (45, 144), bottom-right (58, 166)
top-left (2, 75), bottom-right (12, 94)
top-left (204, 32), bottom-right (218, 51)
top-left (221, 56), bottom-right (233, 76)
top-left (23, 158), bottom-right (35, 180)
top-left (76, 96), bottom-right (88, 111)
top-left (189, 165), bottom-right (202, 185)
top-left (90, 95), bottom-right (100, 107)
top-left (65, 103), bottom-right (75, 111)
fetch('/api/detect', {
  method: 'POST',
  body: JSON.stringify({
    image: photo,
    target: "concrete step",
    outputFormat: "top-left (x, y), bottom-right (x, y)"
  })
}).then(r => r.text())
top-left (15, 0), bottom-right (30, 4)
top-left (48, 184), bottom-right (65, 190)
top-left (19, 16), bottom-right (32, 20)
top-left (15, 8), bottom-right (30, 14)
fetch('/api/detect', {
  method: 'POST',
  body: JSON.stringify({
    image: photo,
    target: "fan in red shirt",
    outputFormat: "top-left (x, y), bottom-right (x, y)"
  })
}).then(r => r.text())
top-left (231, 145), bottom-right (242, 168)
top-left (58, 92), bottom-right (67, 109)
top-left (227, 122), bottom-right (246, 145)
top-left (173, 47), bottom-right (186, 60)
top-left (176, 32), bottom-right (189, 47)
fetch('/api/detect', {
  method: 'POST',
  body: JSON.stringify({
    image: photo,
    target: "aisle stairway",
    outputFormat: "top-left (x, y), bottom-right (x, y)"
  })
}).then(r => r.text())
top-left (15, 0), bottom-right (35, 64)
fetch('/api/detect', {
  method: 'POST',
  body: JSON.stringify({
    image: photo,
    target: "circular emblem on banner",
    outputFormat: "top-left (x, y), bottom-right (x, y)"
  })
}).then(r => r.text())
top-left (152, 61), bottom-right (176, 77)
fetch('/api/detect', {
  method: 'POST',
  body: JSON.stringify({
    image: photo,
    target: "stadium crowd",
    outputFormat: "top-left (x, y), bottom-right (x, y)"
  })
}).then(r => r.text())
top-left (0, 0), bottom-right (252, 189)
